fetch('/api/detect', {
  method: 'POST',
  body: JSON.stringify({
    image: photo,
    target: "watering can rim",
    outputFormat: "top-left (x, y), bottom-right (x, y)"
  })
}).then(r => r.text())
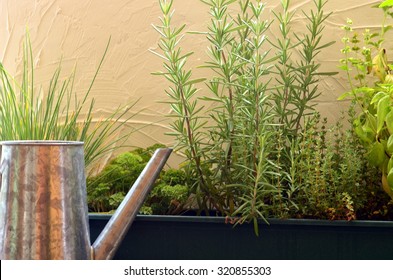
top-left (0, 140), bottom-right (84, 146)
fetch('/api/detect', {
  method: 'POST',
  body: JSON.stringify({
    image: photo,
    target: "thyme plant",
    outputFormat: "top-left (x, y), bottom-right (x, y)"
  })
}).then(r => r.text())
top-left (288, 112), bottom-right (373, 220)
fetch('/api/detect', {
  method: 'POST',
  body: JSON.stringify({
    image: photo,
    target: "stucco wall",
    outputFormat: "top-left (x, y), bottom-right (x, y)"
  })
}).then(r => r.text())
top-left (0, 0), bottom-right (391, 168)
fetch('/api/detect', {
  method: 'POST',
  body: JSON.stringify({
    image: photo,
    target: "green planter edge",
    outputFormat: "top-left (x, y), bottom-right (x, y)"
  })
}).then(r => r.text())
top-left (89, 214), bottom-right (393, 260)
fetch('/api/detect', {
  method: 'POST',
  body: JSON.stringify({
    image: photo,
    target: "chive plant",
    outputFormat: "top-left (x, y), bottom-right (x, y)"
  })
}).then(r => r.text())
top-left (0, 34), bottom-right (138, 168)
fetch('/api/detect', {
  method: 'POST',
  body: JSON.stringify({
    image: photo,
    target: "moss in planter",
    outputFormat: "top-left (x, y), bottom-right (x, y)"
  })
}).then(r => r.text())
top-left (87, 152), bottom-right (145, 212)
top-left (87, 145), bottom-right (189, 214)
top-left (143, 167), bottom-right (189, 215)
top-left (147, 183), bottom-right (189, 215)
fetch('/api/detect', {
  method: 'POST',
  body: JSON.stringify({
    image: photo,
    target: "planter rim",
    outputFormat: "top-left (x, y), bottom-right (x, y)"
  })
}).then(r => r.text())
top-left (88, 213), bottom-right (393, 228)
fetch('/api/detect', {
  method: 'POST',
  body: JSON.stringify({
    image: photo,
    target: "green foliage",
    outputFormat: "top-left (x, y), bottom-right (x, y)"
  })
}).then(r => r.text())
top-left (272, 0), bottom-right (337, 139)
top-left (87, 145), bottom-right (189, 214)
top-left (152, 0), bottom-right (337, 231)
top-left (0, 32), bottom-right (137, 167)
top-left (132, 143), bottom-right (167, 162)
top-left (338, 3), bottom-right (393, 199)
top-left (144, 162), bottom-right (189, 215)
top-left (87, 152), bottom-right (145, 212)
top-left (286, 112), bottom-right (379, 220)
top-left (380, 0), bottom-right (393, 8)
top-left (74, 0), bottom-right (383, 227)
top-left (147, 184), bottom-right (189, 215)
top-left (160, 168), bottom-right (187, 186)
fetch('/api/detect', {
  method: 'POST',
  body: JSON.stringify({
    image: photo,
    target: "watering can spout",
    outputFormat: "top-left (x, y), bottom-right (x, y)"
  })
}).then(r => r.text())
top-left (91, 148), bottom-right (172, 260)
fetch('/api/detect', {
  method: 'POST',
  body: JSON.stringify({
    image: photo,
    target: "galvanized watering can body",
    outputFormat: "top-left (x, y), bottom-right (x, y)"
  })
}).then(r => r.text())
top-left (0, 141), bottom-right (172, 260)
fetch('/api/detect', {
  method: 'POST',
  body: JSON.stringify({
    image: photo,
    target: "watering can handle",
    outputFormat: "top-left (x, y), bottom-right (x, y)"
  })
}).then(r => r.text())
top-left (92, 148), bottom-right (172, 260)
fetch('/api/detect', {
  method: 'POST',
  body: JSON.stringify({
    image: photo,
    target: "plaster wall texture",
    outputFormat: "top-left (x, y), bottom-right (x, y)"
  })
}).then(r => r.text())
top-left (0, 0), bottom-right (392, 168)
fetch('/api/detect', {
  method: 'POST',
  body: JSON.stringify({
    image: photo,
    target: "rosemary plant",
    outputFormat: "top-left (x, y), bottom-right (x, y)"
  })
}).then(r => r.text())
top-left (201, 0), bottom-right (277, 226)
top-left (152, 0), bottom-right (336, 233)
top-left (151, 0), bottom-right (226, 212)
top-left (272, 0), bottom-right (336, 140)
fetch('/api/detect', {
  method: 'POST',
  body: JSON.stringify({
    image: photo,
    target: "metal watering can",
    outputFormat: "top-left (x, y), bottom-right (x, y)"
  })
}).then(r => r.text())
top-left (0, 141), bottom-right (172, 260)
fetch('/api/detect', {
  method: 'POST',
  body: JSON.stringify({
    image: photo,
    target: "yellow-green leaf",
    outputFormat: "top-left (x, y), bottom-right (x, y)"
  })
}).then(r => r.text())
top-left (337, 91), bottom-right (353, 101)
top-left (371, 91), bottom-right (387, 104)
top-left (388, 156), bottom-right (393, 171)
top-left (388, 134), bottom-right (393, 154)
top-left (385, 74), bottom-right (393, 84)
top-left (368, 141), bottom-right (386, 167)
top-left (380, 0), bottom-right (393, 8)
top-left (386, 110), bottom-right (393, 134)
top-left (377, 95), bottom-right (391, 133)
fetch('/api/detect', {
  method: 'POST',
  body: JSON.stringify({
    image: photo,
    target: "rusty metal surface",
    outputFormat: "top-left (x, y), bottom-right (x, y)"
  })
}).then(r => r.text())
top-left (92, 148), bottom-right (172, 260)
top-left (0, 141), bottom-right (91, 260)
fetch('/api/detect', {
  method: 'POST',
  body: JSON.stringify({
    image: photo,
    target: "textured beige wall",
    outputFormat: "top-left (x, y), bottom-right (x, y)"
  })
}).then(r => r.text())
top-left (0, 0), bottom-right (391, 167)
